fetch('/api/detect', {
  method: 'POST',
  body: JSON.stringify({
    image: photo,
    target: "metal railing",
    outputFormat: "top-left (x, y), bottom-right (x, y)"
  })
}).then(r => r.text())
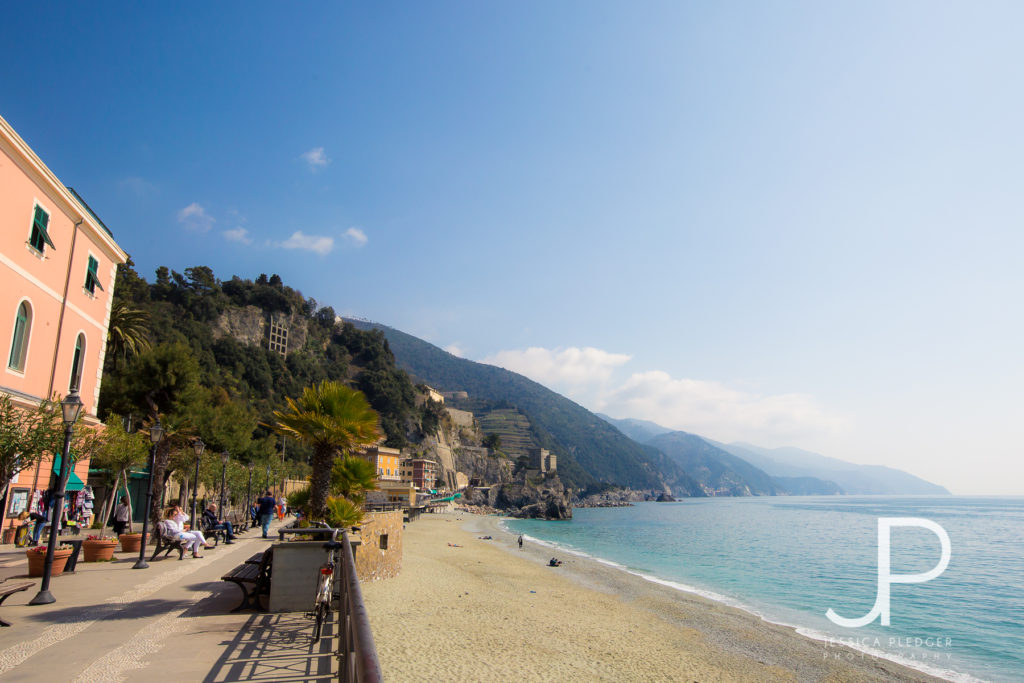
top-left (337, 529), bottom-right (382, 682)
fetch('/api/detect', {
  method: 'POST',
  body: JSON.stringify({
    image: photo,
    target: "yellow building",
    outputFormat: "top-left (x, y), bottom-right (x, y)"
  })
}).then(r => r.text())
top-left (357, 445), bottom-right (402, 482)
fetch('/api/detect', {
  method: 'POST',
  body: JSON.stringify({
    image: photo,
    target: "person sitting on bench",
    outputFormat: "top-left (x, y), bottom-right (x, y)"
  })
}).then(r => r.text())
top-left (202, 503), bottom-right (235, 544)
top-left (166, 505), bottom-right (211, 558)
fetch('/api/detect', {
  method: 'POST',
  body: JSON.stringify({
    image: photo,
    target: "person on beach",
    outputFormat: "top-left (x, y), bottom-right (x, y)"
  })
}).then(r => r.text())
top-left (518, 535), bottom-right (523, 550)
top-left (112, 496), bottom-right (132, 535)
top-left (165, 505), bottom-right (211, 558)
top-left (256, 490), bottom-right (277, 538)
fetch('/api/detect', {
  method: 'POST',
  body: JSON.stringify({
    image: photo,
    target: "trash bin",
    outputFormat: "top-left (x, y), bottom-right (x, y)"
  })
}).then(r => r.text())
top-left (63, 538), bottom-right (84, 573)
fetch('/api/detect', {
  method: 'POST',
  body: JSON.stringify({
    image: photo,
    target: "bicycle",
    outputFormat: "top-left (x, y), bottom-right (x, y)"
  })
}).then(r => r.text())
top-left (310, 525), bottom-right (346, 643)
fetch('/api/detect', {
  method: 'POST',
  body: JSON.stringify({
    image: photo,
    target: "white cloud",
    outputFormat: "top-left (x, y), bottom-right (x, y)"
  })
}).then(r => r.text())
top-left (223, 227), bottom-right (253, 245)
top-left (482, 346), bottom-right (632, 388)
top-left (117, 176), bottom-right (156, 197)
top-left (177, 203), bottom-right (215, 232)
top-left (445, 344), bottom-right (466, 358)
top-left (600, 370), bottom-right (847, 445)
top-left (482, 344), bottom-right (846, 446)
top-left (301, 147), bottom-right (330, 170)
top-left (276, 230), bottom-right (334, 255)
top-left (344, 227), bottom-right (368, 247)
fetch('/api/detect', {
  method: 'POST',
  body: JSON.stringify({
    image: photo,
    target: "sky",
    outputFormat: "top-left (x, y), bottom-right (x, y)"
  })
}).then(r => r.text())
top-left (2, 2), bottom-right (1022, 494)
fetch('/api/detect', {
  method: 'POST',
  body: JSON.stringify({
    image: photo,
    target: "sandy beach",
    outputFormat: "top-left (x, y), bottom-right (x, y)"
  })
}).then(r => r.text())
top-left (360, 512), bottom-right (945, 682)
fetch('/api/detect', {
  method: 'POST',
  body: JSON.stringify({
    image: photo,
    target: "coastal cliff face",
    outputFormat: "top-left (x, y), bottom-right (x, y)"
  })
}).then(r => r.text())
top-left (489, 475), bottom-right (573, 520)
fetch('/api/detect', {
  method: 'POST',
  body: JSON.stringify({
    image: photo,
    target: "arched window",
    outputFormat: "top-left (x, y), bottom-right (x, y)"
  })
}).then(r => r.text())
top-left (8, 301), bottom-right (31, 372)
top-left (69, 333), bottom-right (85, 391)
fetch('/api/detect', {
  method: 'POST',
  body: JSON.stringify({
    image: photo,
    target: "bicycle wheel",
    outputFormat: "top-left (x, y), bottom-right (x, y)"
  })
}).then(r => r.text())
top-left (312, 600), bottom-right (327, 643)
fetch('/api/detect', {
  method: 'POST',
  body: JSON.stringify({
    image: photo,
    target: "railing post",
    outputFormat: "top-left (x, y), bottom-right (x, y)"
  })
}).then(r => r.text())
top-left (338, 530), bottom-right (381, 682)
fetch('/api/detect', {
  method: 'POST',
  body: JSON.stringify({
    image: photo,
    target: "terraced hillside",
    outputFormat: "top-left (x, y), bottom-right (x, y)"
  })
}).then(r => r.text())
top-left (476, 408), bottom-right (538, 460)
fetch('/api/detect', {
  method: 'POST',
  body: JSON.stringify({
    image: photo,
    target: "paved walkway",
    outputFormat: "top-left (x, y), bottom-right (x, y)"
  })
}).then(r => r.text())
top-left (0, 522), bottom-right (337, 682)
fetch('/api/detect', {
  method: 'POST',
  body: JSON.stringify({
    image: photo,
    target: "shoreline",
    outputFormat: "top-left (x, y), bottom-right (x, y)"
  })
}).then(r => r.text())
top-left (361, 511), bottom-right (951, 682)
top-left (495, 517), bottom-right (971, 683)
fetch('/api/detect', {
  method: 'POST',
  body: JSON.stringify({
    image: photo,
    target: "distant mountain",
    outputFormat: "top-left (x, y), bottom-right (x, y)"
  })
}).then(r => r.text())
top-left (647, 431), bottom-right (786, 496)
top-left (346, 320), bottom-right (704, 496)
top-left (717, 442), bottom-right (950, 495)
top-left (596, 414), bottom-right (674, 444)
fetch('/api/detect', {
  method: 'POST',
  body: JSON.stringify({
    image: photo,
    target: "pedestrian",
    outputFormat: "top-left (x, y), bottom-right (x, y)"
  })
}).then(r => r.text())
top-left (112, 496), bottom-right (132, 536)
top-left (256, 490), bottom-right (277, 538)
top-left (518, 535), bottom-right (523, 550)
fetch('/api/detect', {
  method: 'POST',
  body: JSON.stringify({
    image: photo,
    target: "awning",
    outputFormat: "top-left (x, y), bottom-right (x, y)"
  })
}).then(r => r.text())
top-left (52, 455), bottom-right (86, 491)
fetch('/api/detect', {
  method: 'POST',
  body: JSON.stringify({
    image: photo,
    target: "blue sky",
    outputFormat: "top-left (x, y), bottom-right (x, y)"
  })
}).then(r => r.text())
top-left (3, 2), bottom-right (1022, 493)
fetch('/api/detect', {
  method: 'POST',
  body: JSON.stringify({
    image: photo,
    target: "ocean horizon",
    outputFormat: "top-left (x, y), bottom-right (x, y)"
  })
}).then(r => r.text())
top-left (504, 496), bottom-right (1024, 683)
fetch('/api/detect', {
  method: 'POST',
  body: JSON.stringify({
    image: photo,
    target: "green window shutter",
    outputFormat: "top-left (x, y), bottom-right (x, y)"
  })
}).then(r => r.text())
top-left (8, 303), bottom-right (29, 371)
top-left (85, 256), bottom-right (104, 293)
top-left (32, 206), bottom-right (56, 250)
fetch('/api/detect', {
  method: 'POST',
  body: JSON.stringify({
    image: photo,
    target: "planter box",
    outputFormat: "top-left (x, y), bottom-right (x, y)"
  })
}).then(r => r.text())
top-left (118, 533), bottom-right (143, 553)
top-left (83, 539), bottom-right (118, 562)
top-left (26, 548), bottom-right (72, 577)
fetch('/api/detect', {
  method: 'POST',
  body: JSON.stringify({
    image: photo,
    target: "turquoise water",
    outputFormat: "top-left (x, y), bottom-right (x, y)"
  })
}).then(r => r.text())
top-left (505, 497), bottom-right (1024, 682)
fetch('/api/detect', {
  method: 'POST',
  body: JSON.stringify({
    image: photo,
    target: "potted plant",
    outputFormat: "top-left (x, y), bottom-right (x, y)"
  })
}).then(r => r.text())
top-left (83, 534), bottom-right (119, 562)
top-left (118, 532), bottom-right (143, 553)
top-left (26, 544), bottom-right (74, 577)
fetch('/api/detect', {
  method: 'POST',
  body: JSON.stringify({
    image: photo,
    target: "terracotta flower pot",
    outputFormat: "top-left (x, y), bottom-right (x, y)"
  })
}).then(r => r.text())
top-left (83, 539), bottom-right (118, 562)
top-left (118, 533), bottom-right (143, 553)
top-left (26, 548), bottom-right (73, 577)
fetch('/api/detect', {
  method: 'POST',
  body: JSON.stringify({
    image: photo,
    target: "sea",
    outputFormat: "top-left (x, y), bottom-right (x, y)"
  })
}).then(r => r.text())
top-left (504, 496), bottom-right (1024, 683)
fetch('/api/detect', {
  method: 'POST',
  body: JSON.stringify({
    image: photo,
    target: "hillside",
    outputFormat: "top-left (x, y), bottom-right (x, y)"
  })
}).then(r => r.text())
top-left (346, 320), bottom-right (703, 495)
top-left (647, 431), bottom-right (786, 496)
top-left (719, 442), bottom-right (950, 495)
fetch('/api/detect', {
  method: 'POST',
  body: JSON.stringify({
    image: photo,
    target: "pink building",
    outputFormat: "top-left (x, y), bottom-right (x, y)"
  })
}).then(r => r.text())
top-left (1, 114), bottom-right (127, 536)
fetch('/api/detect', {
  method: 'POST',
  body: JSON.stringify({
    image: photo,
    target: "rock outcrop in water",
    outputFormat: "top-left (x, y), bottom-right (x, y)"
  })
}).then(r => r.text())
top-left (487, 475), bottom-right (573, 520)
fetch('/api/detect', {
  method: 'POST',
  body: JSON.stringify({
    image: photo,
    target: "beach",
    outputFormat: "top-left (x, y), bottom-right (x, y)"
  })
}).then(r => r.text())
top-left (360, 512), bottom-right (946, 682)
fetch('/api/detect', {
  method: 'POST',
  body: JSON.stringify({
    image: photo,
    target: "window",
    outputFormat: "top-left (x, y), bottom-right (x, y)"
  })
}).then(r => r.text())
top-left (29, 206), bottom-right (54, 253)
top-left (8, 302), bottom-right (31, 371)
top-left (84, 256), bottom-right (103, 294)
top-left (69, 334), bottom-right (85, 391)
top-left (379, 534), bottom-right (388, 550)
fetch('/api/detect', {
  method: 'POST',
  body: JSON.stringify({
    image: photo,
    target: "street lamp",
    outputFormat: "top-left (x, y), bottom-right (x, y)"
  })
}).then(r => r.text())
top-left (246, 462), bottom-right (254, 530)
top-left (133, 420), bottom-right (163, 570)
top-left (30, 391), bottom-right (83, 605)
top-left (190, 438), bottom-right (205, 527)
top-left (219, 452), bottom-right (229, 517)
top-left (265, 465), bottom-right (270, 490)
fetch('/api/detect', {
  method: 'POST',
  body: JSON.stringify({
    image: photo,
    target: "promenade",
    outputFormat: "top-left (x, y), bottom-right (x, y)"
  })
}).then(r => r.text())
top-left (0, 521), bottom-right (334, 683)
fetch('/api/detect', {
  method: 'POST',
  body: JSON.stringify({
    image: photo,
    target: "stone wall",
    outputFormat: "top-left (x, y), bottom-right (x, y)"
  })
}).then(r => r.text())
top-left (353, 510), bottom-right (403, 581)
top-left (445, 407), bottom-right (474, 428)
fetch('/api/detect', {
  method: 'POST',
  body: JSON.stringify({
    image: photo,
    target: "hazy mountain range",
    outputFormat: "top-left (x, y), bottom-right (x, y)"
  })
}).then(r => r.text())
top-left (349, 319), bottom-right (949, 497)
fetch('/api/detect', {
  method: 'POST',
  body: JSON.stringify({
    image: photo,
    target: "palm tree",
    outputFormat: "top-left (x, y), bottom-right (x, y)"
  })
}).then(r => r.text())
top-left (106, 302), bottom-right (152, 366)
top-left (330, 455), bottom-right (378, 503)
top-left (272, 381), bottom-right (381, 520)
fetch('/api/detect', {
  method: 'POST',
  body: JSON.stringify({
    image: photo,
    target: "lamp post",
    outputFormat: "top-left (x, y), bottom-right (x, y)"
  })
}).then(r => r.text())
top-left (29, 391), bottom-right (83, 605)
top-left (132, 420), bottom-right (163, 570)
top-left (190, 438), bottom-right (205, 527)
top-left (219, 452), bottom-right (229, 517)
top-left (246, 462), bottom-right (254, 530)
top-left (265, 465), bottom-right (270, 491)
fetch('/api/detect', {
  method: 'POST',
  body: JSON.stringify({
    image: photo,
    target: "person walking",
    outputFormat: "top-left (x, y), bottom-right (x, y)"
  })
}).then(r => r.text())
top-left (518, 535), bottom-right (523, 550)
top-left (112, 496), bottom-right (132, 535)
top-left (256, 490), bottom-right (277, 538)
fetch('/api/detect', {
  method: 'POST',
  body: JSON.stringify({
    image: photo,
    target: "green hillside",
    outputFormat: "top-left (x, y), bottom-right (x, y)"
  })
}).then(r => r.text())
top-left (347, 320), bottom-right (704, 495)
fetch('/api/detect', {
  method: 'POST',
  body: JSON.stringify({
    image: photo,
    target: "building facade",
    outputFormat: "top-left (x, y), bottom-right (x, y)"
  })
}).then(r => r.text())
top-left (400, 458), bottom-right (439, 491)
top-left (0, 114), bottom-right (128, 536)
top-left (356, 445), bottom-right (402, 482)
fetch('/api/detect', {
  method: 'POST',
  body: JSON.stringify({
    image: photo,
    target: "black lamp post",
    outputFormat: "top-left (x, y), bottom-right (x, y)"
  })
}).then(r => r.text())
top-left (265, 465), bottom-right (270, 491)
top-left (246, 462), bottom-right (254, 529)
top-left (190, 438), bottom-right (204, 527)
top-left (219, 452), bottom-right (229, 517)
top-left (132, 420), bottom-right (163, 570)
top-left (29, 391), bottom-right (83, 605)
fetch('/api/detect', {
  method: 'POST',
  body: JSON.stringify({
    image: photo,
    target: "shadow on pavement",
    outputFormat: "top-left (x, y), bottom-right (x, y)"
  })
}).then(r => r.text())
top-left (25, 598), bottom-right (196, 622)
top-left (202, 612), bottom-right (336, 683)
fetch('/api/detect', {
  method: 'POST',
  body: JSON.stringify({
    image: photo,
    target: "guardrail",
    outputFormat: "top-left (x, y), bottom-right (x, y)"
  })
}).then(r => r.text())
top-left (337, 529), bottom-right (382, 682)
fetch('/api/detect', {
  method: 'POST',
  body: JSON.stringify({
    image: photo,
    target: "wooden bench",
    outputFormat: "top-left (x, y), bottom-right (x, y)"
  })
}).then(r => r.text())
top-left (0, 581), bottom-right (34, 627)
top-left (150, 521), bottom-right (185, 561)
top-left (221, 548), bottom-right (273, 612)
